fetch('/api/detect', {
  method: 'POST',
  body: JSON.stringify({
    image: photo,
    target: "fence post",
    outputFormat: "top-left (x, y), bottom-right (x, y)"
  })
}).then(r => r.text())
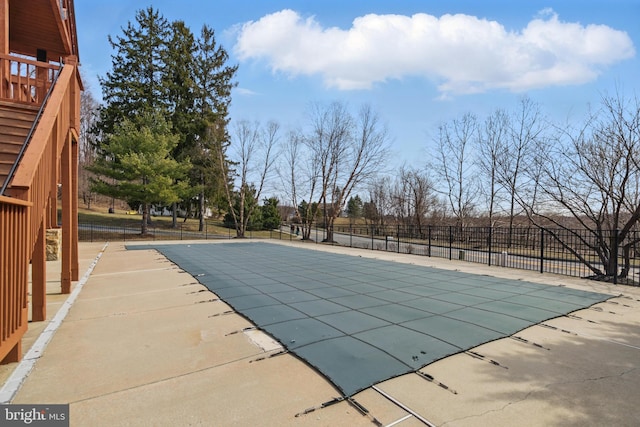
top-left (613, 229), bottom-right (619, 285)
top-left (397, 224), bottom-right (400, 253)
top-left (449, 225), bottom-right (453, 260)
top-left (350, 226), bottom-right (353, 248)
top-left (428, 225), bottom-right (431, 257)
top-left (371, 225), bottom-right (374, 250)
top-left (488, 226), bottom-right (492, 267)
top-left (90, 222), bottom-right (93, 243)
top-left (540, 228), bottom-right (544, 274)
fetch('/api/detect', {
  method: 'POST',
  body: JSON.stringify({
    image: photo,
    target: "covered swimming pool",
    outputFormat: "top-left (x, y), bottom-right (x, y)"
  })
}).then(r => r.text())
top-left (128, 242), bottom-right (610, 397)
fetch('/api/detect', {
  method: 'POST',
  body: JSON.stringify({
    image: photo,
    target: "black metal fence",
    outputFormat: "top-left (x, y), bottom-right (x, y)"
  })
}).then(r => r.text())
top-left (78, 221), bottom-right (238, 242)
top-left (271, 224), bottom-right (639, 285)
top-left (78, 220), bottom-right (639, 285)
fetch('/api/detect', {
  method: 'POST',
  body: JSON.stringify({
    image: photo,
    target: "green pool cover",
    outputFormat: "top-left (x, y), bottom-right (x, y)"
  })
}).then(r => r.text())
top-left (128, 242), bottom-right (610, 396)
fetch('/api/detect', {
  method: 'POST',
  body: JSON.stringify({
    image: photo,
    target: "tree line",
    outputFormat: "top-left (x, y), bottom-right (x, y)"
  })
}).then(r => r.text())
top-left (343, 94), bottom-right (640, 281)
top-left (81, 7), bottom-right (640, 282)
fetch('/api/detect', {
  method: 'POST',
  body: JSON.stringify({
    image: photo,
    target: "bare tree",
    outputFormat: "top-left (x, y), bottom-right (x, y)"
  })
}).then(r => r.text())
top-left (523, 92), bottom-right (640, 281)
top-left (306, 101), bottom-right (353, 241)
top-left (283, 102), bottom-right (389, 241)
top-left (389, 166), bottom-right (437, 233)
top-left (220, 119), bottom-right (279, 237)
top-left (366, 176), bottom-right (393, 228)
top-left (498, 97), bottom-right (547, 246)
top-left (405, 168), bottom-right (438, 234)
top-left (281, 129), bottom-right (322, 240)
top-left (475, 108), bottom-right (509, 226)
top-left (79, 85), bottom-right (101, 208)
top-left (321, 103), bottom-right (390, 242)
top-left (390, 169), bottom-right (410, 225)
top-left (433, 112), bottom-right (479, 228)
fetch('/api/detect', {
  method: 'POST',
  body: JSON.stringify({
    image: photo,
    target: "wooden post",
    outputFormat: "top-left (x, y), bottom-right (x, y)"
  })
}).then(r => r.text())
top-left (50, 122), bottom-right (60, 229)
top-left (65, 56), bottom-right (80, 128)
top-left (67, 57), bottom-right (80, 281)
top-left (0, 0), bottom-right (7, 53)
top-left (71, 131), bottom-right (79, 280)
top-left (31, 220), bottom-right (47, 321)
top-left (2, 341), bottom-right (21, 364)
top-left (36, 49), bottom-right (48, 102)
top-left (0, 0), bottom-right (8, 99)
top-left (61, 132), bottom-right (72, 293)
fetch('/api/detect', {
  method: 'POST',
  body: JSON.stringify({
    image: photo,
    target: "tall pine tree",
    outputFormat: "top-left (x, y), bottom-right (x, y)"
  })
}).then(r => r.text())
top-left (190, 25), bottom-right (238, 231)
top-left (98, 7), bottom-right (171, 134)
top-left (165, 20), bottom-right (198, 227)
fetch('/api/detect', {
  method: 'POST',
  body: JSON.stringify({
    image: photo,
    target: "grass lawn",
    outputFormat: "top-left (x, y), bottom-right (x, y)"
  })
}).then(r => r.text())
top-left (77, 205), bottom-right (275, 238)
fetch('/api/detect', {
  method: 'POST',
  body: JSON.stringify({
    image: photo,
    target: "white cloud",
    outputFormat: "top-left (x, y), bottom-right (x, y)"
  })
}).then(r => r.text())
top-left (235, 87), bottom-right (259, 96)
top-left (233, 9), bottom-right (635, 94)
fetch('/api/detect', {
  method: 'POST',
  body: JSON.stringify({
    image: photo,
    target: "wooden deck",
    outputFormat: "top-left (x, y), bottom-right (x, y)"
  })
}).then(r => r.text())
top-left (0, 0), bottom-right (80, 364)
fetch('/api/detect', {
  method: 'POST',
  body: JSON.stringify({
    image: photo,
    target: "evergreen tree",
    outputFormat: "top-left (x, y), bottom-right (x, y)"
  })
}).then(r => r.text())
top-left (165, 20), bottom-right (197, 149)
top-left (164, 20), bottom-right (199, 227)
top-left (87, 113), bottom-right (190, 235)
top-left (346, 195), bottom-right (364, 221)
top-left (261, 197), bottom-right (282, 230)
top-left (191, 25), bottom-right (238, 231)
top-left (223, 185), bottom-right (261, 233)
top-left (362, 201), bottom-right (380, 225)
top-left (298, 200), bottom-right (320, 225)
top-left (98, 6), bottom-right (171, 135)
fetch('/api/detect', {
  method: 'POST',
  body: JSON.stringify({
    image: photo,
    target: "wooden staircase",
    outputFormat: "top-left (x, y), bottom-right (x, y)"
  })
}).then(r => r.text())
top-left (0, 101), bottom-right (38, 190)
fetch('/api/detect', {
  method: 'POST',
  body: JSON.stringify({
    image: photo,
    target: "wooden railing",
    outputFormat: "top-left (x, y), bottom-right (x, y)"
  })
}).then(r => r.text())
top-left (0, 54), bottom-right (59, 105)
top-left (10, 63), bottom-right (74, 230)
top-left (0, 196), bottom-right (30, 363)
top-left (0, 61), bottom-right (79, 364)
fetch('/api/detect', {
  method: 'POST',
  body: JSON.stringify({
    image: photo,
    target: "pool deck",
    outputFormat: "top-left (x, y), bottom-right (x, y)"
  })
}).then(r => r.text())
top-left (1, 240), bottom-right (639, 426)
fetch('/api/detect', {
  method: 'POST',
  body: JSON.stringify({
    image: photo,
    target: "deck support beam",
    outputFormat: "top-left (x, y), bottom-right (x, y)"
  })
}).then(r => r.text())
top-left (31, 220), bottom-right (47, 321)
top-left (61, 131), bottom-right (72, 294)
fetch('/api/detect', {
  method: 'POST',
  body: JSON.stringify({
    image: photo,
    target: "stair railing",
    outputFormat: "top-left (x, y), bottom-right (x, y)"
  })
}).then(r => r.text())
top-left (0, 61), bottom-right (63, 195)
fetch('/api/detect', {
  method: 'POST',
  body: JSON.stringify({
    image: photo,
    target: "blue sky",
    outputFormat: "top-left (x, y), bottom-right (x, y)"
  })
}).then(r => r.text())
top-left (75, 0), bottom-right (639, 167)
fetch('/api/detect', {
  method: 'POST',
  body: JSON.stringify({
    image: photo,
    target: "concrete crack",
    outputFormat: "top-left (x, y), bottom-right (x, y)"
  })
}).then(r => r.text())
top-left (440, 390), bottom-right (535, 427)
top-left (440, 367), bottom-right (637, 426)
top-left (67, 348), bottom-right (281, 405)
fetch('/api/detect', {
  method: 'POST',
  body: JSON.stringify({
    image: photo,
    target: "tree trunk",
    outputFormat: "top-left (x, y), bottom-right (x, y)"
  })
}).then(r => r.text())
top-left (141, 203), bottom-right (149, 235)
top-left (323, 217), bottom-right (336, 242)
top-left (237, 187), bottom-right (245, 238)
top-left (303, 224), bottom-right (312, 240)
top-left (198, 189), bottom-right (205, 232)
top-left (620, 245), bottom-right (630, 279)
top-left (324, 228), bottom-right (333, 242)
top-left (508, 193), bottom-right (515, 249)
top-left (171, 202), bottom-right (178, 228)
top-left (606, 232), bottom-right (619, 277)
